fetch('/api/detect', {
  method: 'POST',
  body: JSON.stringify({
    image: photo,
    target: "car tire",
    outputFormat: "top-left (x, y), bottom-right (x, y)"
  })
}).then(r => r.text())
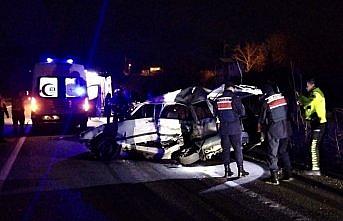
top-left (92, 134), bottom-right (121, 161)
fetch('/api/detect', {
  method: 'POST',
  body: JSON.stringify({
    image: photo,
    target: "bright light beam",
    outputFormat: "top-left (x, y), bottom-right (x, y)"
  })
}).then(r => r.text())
top-left (87, 0), bottom-right (109, 65)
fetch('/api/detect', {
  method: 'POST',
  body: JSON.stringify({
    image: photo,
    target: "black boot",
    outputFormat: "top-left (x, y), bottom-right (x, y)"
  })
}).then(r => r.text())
top-left (223, 164), bottom-right (234, 178)
top-left (266, 171), bottom-right (279, 185)
top-left (280, 170), bottom-right (293, 181)
top-left (238, 166), bottom-right (249, 177)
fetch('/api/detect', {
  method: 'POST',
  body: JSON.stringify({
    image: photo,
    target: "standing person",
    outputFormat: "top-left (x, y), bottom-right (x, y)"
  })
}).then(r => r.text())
top-left (104, 93), bottom-right (112, 124)
top-left (298, 78), bottom-right (326, 175)
top-left (11, 91), bottom-right (25, 132)
top-left (216, 83), bottom-right (249, 179)
top-left (258, 84), bottom-right (292, 185)
top-left (0, 94), bottom-right (9, 142)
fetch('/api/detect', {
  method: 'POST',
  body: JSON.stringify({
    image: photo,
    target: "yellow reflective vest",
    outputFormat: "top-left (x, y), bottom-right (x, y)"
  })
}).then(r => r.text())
top-left (299, 88), bottom-right (327, 123)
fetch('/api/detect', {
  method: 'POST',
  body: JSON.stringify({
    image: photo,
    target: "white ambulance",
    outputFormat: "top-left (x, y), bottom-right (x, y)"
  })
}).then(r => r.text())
top-left (30, 58), bottom-right (90, 128)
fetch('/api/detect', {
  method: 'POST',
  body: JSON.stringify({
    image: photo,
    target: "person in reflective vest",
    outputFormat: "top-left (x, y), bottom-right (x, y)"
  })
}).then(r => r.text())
top-left (258, 84), bottom-right (292, 185)
top-left (298, 78), bottom-right (326, 175)
top-left (215, 83), bottom-right (249, 179)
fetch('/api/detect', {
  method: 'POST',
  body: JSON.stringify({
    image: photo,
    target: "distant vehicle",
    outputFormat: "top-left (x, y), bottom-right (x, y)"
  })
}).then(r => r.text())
top-left (30, 58), bottom-right (90, 128)
top-left (80, 85), bottom-right (262, 164)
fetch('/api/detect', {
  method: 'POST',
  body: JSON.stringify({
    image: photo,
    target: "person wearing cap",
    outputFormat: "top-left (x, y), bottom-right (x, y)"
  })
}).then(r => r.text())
top-left (215, 82), bottom-right (249, 179)
top-left (0, 94), bottom-right (9, 142)
top-left (298, 78), bottom-right (326, 175)
top-left (258, 84), bottom-right (292, 185)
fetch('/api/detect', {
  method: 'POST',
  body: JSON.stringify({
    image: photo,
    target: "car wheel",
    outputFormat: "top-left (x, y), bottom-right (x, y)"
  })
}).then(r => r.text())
top-left (93, 135), bottom-right (121, 161)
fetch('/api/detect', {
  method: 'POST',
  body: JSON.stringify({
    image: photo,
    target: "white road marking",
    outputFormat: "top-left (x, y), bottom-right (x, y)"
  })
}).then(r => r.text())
top-left (0, 137), bottom-right (26, 191)
top-left (232, 185), bottom-right (310, 221)
top-left (200, 176), bottom-right (310, 221)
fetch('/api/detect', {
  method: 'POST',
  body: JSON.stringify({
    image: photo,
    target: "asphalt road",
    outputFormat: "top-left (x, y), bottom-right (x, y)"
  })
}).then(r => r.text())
top-left (0, 125), bottom-right (342, 221)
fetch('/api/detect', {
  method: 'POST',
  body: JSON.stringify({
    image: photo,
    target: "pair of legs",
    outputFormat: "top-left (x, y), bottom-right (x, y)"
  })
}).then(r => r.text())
top-left (0, 117), bottom-right (5, 141)
top-left (221, 133), bottom-right (243, 167)
top-left (307, 123), bottom-right (325, 172)
top-left (221, 133), bottom-right (248, 178)
top-left (12, 110), bottom-right (25, 126)
top-left (267, 136), bottom-right (292, 173)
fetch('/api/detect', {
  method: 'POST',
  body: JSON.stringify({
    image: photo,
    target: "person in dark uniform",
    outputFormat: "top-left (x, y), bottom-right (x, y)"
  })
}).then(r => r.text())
top-left (0, 94), bottom-right (9, 142)
top-left (216, 83), bottom-right (249, 179)
top-left (104, 93), bottom-right (112, 124)
top-left (258, 84), bottom-right (292, 185)
top-left (11, 91), bottom-right (25, 132)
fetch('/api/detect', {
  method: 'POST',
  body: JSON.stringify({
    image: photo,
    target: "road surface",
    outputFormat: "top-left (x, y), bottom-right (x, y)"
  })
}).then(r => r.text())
top-left (0, 123), bottom-right (342, 221)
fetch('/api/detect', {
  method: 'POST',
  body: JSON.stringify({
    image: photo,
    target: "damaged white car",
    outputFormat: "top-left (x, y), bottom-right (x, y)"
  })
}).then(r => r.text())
top-left (80, 85), bottom-right (262, 165)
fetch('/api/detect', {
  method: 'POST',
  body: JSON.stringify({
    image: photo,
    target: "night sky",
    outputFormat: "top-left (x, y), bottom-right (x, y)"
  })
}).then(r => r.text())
top-left (0, 0), bottom-right (342, 94)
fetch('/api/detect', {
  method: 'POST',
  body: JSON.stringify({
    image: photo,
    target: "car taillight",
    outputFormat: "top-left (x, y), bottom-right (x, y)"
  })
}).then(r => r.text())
top-left (83, 97), bottom-right (90, 111)
top-left (31, 97), bottom-right (38, 112)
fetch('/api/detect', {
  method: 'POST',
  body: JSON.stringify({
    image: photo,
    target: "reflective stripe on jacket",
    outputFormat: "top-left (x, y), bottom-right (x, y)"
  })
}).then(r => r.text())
top-left (265, 93), bottom-right (287, 123)
top-left (216, 91), bottom-right (240, 123)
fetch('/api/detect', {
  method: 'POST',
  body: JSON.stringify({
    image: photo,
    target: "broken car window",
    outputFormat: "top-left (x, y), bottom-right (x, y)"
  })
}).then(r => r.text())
top-left (160, 104), bottom-right (192, 121)
top-left (192, 101), bottom-right (213, 120)
top-left (131, 104), bottom-right (154, 119)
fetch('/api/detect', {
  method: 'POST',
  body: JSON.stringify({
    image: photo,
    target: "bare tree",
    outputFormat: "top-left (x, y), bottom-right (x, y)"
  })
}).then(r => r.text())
top-left (233, 42), bottom-right (267, 72)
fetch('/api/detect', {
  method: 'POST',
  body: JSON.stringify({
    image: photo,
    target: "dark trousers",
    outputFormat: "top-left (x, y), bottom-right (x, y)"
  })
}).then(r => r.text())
top-left (0, 116), bottom-right (4, 139)
top-left (267, 136), bottom-right (292, 172)
top-left (307, 123), bottom-right (325, 171)
top-left (221, 133), bottom-right (243, 167)
top-left (12, 110), bottom-right (25, 126)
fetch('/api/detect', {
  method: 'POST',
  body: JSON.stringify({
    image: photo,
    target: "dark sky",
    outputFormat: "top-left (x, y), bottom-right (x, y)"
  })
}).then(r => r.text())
top-left (0, 0), bottom-right (342, 93)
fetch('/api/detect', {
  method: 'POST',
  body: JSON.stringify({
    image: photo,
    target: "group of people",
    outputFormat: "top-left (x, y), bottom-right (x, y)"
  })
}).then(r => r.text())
top-left (0, 92), bottom-right (27, 142)
top-left (215, 79), bottom-right (326, 185)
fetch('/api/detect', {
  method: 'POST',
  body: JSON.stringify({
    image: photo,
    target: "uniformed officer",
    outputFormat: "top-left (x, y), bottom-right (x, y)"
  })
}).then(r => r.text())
top-left (298, 78), bottom-right (326, 175)
top-left (0, 94), bottom-right (9, 142)
top-left (104, 93), bottom-right (112, 124)
top-left (11, 91), bottom-right (25, 132)
top-left (258, 84), bottom-right (292, 185)
top-left (216, 83), bottom-right (249, 179)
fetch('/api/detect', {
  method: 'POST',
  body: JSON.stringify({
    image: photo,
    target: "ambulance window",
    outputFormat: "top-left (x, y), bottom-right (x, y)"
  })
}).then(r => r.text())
top-left (65, 78), bottom-right (86, 97)
top-left (87, 85), bottom-right (99, 100)
top-left (160, 104), bottom-right (192, 121)
top-left (39, 77), bottom-right (58, 98)
top-left (131, 104), bottom-right (154, 119)
top-left (192, 101), bottom-right (213, 120)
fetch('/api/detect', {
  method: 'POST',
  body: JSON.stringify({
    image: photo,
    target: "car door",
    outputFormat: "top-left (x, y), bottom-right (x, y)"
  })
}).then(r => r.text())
top-left (117, 103), bottom-right (158, 144)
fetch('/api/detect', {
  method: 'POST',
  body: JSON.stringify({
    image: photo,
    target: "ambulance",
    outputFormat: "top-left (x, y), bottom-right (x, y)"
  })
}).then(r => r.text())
top-left (30, 58), bottom-right (89, 128)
